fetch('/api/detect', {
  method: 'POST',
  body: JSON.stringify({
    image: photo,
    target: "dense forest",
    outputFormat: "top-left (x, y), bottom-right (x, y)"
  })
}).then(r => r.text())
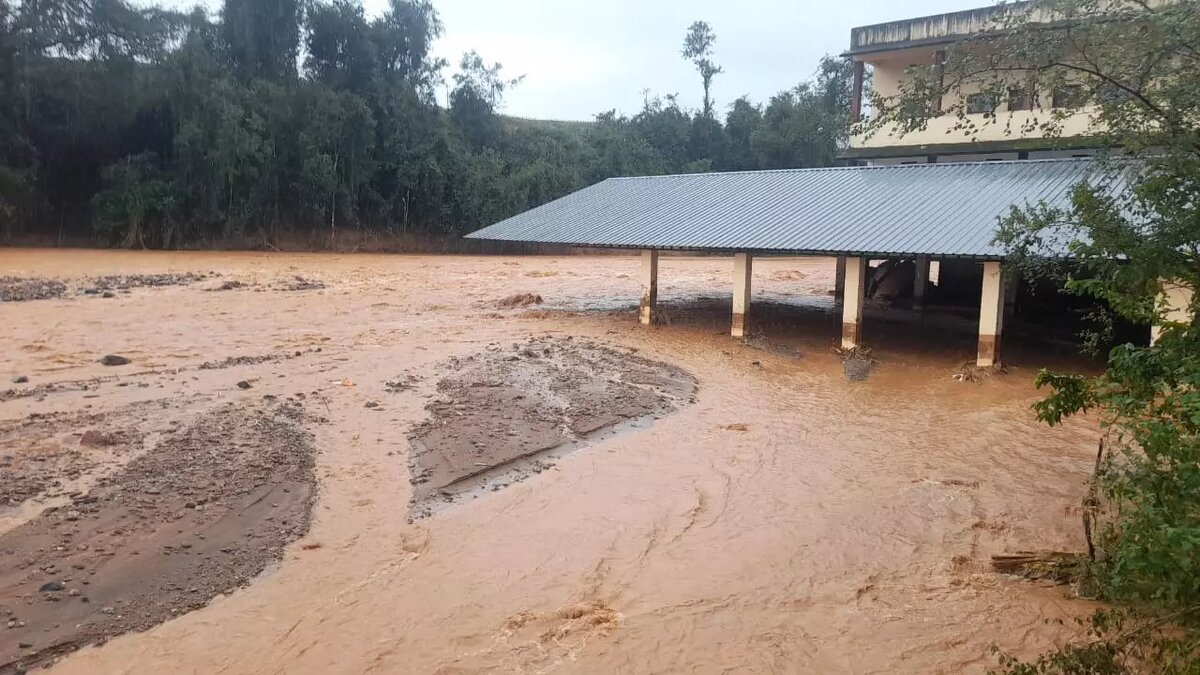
top-left (0, 0), bottom-right (853, 249)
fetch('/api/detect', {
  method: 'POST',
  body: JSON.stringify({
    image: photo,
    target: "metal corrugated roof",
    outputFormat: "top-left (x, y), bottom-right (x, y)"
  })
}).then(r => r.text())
top-left (465, 158), bottom-right (1129, 260)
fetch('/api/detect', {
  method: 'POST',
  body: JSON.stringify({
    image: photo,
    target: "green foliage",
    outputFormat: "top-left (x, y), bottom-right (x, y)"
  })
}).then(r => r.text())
top-left (866, 0), bottom-right (1200, 671)
top-left (221, 0), bottom-right (301, 80)
top-left (752, 57), bottom-right (854, 169)
top-left (93, 152), bottom-right (176, 247)
top-left (0, 6), bottom-right (852, 246)
top-left (682, 20), bottom-right (722, 118)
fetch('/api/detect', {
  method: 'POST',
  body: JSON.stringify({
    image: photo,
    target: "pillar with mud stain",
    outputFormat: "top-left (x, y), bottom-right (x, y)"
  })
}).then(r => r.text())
top-left (914, 256), bottom-right (929, 310)
top-left (732, 253), bottom-right (753, 337)
top-left (841, 257), bottom-right (866, 349)
top-left (1150, 279), bottom-right (1195, 345)
top-left (640, 249), bottom-right (658, 325)
top-left (977, 261), bottom-right (1005, 368)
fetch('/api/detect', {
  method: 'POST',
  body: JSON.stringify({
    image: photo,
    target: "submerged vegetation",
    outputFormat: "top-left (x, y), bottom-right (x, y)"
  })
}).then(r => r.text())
top-left (0, 0), bottom-right (851, 248)
top-left (869, 0), bottom-right (1200, 671)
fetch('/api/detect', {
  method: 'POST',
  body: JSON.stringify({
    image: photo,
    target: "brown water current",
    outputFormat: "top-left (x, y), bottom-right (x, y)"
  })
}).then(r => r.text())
top-left (0, 249), bottom-right (1103, 674)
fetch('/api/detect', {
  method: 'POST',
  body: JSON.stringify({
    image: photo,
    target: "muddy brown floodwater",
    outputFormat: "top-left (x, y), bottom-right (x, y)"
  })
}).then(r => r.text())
top-left (0, 249), bottom-right (1103, 674)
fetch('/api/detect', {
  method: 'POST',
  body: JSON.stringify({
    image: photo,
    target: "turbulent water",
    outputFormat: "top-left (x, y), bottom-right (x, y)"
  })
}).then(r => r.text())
top-left (0, 249), bottom-right (1102, 674)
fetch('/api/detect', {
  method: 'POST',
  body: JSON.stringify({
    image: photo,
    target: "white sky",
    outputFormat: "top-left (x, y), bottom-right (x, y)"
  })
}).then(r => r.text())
top-left (165, 0), bottom-right (991, 120)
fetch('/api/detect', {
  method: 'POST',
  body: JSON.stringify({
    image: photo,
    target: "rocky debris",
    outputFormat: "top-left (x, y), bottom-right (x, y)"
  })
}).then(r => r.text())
top-left (834, 346), bottom-right (876, 382)
top-left (384, 374), bottom-right (420, 393)
top-left (407, 337), bottom-right (696, 518)
top-left (952, 362), bottom-right (1008, 383)
top-left (2, 273), bottom-right (211, 303)
top-left (80, 273), bottom-right (210, 295)
top-left (79, 430), bottom-right (120, 447)
top-left (0, 277), bottom-right (67, 302)
top-left (0, 376), bottom-right (114, 403)
top-left (0, 409), bottom-right (139, 509)
top-left (273, 276), bottom-right (325, 292)
top-left (210, 280), bottom-right (247, 291)
top-left (99, 355), bottom-right (131, 367)
top-left (198, 350), bottom-right (315, 370)
top-left (0, 400), bottom-right (318, 673)
top-left (494, 293), bottom-right (543, 309)
top-left (10, 376), bottom-right (27, 384)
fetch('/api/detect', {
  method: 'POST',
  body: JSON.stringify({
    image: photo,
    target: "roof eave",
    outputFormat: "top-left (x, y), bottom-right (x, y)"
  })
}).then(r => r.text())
top-left (839, 136), bottom-right (1110, 160)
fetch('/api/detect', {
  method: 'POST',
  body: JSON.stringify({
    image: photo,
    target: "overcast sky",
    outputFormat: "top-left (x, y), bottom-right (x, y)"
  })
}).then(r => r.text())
top-left (172, 0), bottom-right (992, 120)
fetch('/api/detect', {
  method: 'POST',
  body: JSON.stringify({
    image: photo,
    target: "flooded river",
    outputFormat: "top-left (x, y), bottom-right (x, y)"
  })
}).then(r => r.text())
top-left (0, 249), bottom-right (1101, 674)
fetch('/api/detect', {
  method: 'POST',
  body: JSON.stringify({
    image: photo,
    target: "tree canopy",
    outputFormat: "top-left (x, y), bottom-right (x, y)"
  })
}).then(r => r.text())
top-left (0, 3), bottom-right (854, 248)
top-left (682, 20), bottom-right (723, 119)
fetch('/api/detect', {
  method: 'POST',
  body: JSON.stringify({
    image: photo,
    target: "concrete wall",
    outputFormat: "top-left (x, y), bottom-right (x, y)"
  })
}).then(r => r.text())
top-left (854, 45), bottom-right (1099, 151)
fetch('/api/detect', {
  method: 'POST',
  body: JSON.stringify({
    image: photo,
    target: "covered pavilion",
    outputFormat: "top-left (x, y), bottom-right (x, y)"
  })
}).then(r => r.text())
top-left (466, 158), bottom-right (1128, 367)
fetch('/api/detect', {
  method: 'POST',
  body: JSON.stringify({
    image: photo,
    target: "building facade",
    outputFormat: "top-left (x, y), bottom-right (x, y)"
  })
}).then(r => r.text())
top-left (842, 2), bottom-right (1104, 166)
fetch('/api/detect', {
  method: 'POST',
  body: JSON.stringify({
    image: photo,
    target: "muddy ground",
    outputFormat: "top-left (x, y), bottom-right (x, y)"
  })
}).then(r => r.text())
top-left (408, 336), bottom-right (696, 518)
top-left (0, 250), bottom-right (1107, 674)
top-left (0, 398), bottom-right (318, 673)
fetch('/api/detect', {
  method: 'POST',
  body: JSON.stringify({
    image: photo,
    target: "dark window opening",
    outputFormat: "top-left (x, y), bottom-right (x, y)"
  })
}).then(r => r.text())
top-left (966, 93), bottom-right (997, 115)
top-left (1008, 87), bottom-right (1035, 111)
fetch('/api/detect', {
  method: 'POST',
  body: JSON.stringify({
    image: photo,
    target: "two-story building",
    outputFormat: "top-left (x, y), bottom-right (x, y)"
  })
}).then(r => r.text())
top-left (842, 2), bottom-right (1104, 166)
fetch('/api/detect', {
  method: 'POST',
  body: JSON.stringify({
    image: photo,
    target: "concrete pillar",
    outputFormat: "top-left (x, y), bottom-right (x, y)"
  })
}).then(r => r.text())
top-left (842, 257), bottom-right (867, 349)
top-left (977, 261), bottom-right (1005, 368)
top-left (732, 253), bottom-right (753, 337)
top-left (914, 256), bottom-right (929, 310)
top-left (834, 256), bottom-right (847, 306)
top-left (639, 249), bottom-right (658, 325)
top-left (1150, 279), bottom-right (1194, 345)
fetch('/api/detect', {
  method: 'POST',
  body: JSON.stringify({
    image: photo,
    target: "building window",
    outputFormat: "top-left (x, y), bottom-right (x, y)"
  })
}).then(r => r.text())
top-left (966, 93), bottom-right (997, 114)
top-left (1008, 87), bottom-right (1035, 111)
top-left (1052, 84), bottom-right (1087, 109)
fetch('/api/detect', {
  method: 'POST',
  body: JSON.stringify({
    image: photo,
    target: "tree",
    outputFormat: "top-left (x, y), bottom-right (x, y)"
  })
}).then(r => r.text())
top-left (722, 96), bottom-right (762, 171)
top-left (221, 0), bottom-right (301, 80)
top-left (372, 0), bottom-right (441, 93)
top-left (753, 57), bottom-right (853, 169)
top-left (93, 152), bottom-right (176, 248)
top-left (681, 20), bottom-right (722, 118)
top-left (632, 93), bottom-right (692, 171)
top-left (0, 0), bottom-right (851, 247)
top-left (449, 50), bottom-right (521, 147)
top-left (867, 1), bottom-right (1200, 670)
top-left (306, 0), bottom-right (376, 92)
